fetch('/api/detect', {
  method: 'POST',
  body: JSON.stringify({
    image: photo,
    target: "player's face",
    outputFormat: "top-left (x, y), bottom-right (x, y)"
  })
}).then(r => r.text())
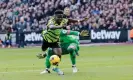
top-left (64, 8), bottom-right (70, 16)
top-left (55, 14), bottom-right (63, 22)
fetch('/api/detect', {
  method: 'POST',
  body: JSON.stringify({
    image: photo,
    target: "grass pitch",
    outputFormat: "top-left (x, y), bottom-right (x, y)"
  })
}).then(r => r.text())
top-left (0, 45), bottom-right (133, 80)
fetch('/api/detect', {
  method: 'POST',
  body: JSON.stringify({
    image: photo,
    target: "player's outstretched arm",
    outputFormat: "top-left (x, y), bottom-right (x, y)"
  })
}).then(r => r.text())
top-left (61, 29), bottom-right (88, 36)
top-left (68, 17), bottom-right (89, 23)
top-left (48, 25), bottom-right (64, 29)
top-left (61, 30), bottom-right (80, 36)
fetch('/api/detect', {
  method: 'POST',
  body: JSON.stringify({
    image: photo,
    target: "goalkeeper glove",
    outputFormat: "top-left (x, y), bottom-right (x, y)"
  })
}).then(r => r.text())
top-left (80, 30), bottom-right (89, 36)
top-left (36, 53), bottom-right (47, 59)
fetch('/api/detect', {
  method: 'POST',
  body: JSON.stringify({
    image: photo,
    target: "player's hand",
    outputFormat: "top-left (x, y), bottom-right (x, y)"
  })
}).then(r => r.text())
top-left (80, 30), bottom-right (89, 36)
top-left (36, 53), bottom-right (45, 59)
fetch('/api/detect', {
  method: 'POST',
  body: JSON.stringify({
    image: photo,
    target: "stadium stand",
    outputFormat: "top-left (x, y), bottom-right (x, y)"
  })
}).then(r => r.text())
top-left (0, 0), bottom-right (133, 32)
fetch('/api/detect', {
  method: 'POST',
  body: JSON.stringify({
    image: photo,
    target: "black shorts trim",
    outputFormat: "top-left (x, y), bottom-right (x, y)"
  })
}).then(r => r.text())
top-left (41, 40), bottom-right (60, 51)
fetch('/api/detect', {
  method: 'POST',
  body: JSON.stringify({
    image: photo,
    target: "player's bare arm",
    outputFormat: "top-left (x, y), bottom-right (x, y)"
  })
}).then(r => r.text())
top-left (68, 17), bottom-right (89, 23)
top-left (48, 25), bottom-right (64, 29)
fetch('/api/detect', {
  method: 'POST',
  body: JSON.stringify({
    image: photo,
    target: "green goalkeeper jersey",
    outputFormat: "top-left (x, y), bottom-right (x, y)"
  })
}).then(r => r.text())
top-left (46, 30), bottom-right (80, 56)
top-left (60, 30), bottom-right (80, 45)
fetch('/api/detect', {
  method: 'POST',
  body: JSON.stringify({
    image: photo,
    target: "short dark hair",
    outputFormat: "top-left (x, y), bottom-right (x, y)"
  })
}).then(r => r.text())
top-left (54, 10), bottom-right (63, 15)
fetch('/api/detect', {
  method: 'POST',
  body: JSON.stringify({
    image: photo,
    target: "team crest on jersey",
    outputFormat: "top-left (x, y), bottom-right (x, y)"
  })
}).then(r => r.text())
top-left (62, 30), bottom-right (67, 34)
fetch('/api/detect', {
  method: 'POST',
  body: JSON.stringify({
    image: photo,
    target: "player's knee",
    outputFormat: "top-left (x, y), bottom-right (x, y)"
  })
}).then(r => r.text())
top-left (71, 53), bottom-right (76, 57)
top-left (53, 48), bottom-right (62, 55)
top-left (67, 47), bottom-right (75, 53)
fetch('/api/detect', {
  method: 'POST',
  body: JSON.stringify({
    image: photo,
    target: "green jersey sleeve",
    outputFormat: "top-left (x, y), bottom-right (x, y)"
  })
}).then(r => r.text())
top-left (60, 30), bottom-right (80, 36)
top-left (60, 30), bottom-right (80, 44)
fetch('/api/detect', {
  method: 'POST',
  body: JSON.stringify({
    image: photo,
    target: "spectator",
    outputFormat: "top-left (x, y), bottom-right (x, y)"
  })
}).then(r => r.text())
top-left (0, 38), bottom-right (4, 48)
top-left (4, 32), bottom-right (12, 48)
top-left (2, 18), bottom-right (12, 32)
top-left (31, 19), bottom-right (39, 30)
top-left (16, 17), bottom-right (26, 48)
top-left (0, 0), bottom-right (133, 32)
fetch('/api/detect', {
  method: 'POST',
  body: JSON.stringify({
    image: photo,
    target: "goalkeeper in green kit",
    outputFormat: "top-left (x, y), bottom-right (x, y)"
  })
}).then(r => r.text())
top-left (37, 28), bottom-right (87, 75)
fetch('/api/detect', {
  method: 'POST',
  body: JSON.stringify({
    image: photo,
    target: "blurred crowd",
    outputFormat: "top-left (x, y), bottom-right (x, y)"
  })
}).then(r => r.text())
top-left (0, 0), bottom-right (133, 32)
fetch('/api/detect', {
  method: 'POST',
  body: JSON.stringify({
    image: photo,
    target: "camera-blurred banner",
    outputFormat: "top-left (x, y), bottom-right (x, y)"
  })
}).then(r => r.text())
top-left (24, 31), bottom-right (43, 44)
top-left (23, 29), bottom-right (91, 44)
top-left (91, 29), bottom-right (128, 42)
top-left (0, 29), bottom-right (129, 45)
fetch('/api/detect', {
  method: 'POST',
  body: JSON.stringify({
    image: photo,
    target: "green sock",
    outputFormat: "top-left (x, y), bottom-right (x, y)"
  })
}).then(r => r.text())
top-left (45, 56), bottom-right (51, 68)
top-left (70, 51), bottom-right (76, 65)
top-left (68, 47), bottom-right (76, 65)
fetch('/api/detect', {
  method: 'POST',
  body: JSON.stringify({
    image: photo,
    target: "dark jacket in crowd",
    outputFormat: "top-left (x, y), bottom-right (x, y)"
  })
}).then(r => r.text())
top-left (14, 21), bottom-right (26, 48)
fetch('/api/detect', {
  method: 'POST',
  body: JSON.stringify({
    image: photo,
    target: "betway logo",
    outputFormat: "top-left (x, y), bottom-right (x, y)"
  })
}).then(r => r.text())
top-left (91, 30), bottom-right (121, 39)
top-left (25, 32), bottom-right (43, 41)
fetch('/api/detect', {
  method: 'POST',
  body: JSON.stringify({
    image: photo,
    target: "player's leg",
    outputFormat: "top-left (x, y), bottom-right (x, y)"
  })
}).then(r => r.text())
top-left (39, 40), bottom-right (62, 59)
top-left (51, 42), bottom-right (62, 59)
top-left (52, 44), bottom-right (69, 75)
top-left (40, 55), bottom-right (51, 74)
top-left (39, 40), bottom-right (49, 58)
top-left (40, 48), bottom-right (53, 74)
top-left (40, 48), bottom-right (64, 75)
top-left (61, 43), bottom-right (76, 65)
top-left (45, 55), bottom-right (51, 69)
top-left (67, 43), bottom-right (77, 65)
top-left (51, 46), bottom-right (64, 75)
top-left (67, 43), bottom-right (78, 73)
top-left (52, 65), bottom-right (64, 75)
top-left (40, 41), bottom-right (51, 74)
top-left (53, 48), bottom-right (62, 58)
top-left (37, 41), bottom-right (55, 59)
top-left (36, 42), bottom-right (48, 59)
top-left (41, 40), bottom-right (48, 52)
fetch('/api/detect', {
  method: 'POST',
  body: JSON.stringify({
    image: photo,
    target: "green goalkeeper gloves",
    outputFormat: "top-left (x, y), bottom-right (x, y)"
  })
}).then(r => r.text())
top-left (36, 53), bottom-right (47, 59)
top-left (80, 30), bottom-right (89, 36)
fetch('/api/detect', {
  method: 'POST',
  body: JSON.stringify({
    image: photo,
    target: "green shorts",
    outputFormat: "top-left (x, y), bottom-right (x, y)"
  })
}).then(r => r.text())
top-left (47, 43), bottom-right (79, 56)
top-left (61, 43), bottom-right (79, 54)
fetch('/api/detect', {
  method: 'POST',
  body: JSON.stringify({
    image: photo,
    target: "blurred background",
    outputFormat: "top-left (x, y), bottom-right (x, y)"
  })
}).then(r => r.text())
top-left (0, 0), bottom-right (133, 48)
